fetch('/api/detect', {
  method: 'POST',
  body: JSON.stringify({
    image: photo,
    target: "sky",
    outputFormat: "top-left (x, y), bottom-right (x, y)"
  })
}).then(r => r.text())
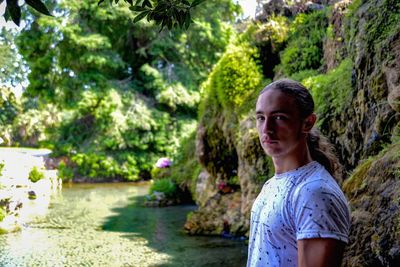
top-left (238, 0), bottom-right (258, 18)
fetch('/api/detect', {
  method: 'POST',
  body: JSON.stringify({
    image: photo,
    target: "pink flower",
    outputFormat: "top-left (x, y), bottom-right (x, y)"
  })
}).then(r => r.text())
top-left (155, 157), bottom-right (172, 168)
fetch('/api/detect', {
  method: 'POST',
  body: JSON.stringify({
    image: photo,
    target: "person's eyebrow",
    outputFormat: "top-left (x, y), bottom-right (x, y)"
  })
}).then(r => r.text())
top-left (255, 110), bottom-right (289, 115)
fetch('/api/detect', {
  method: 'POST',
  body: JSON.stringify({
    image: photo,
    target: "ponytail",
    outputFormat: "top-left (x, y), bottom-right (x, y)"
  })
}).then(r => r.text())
top-left (307, 128), bottom-right (343, 183)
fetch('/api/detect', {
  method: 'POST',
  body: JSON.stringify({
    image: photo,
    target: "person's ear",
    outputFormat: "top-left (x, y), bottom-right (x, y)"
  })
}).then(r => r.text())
top-left (302, 113), bottom-right (316, 133)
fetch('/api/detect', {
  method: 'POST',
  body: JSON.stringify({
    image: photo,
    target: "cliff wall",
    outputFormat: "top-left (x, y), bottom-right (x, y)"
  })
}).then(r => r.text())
top-left (181, 0), bottom-right (400, 265)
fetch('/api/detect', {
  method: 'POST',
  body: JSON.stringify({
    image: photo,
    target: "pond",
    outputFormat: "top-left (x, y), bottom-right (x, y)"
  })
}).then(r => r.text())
top-left (0, 183), bottom-right (248, 266)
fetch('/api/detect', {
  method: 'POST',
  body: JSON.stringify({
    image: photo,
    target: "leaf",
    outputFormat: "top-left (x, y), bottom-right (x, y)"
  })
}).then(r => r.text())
top-left (3, 7), bottom-right (10, 22)
top-left (181, 0), bottom-right (190, 6)
top-left (184, 11), bottom-right (191, 30)
top-left (98, 0), bottom-right (105, 5)
top-left (25, 0), bottom-right (52, 16)
top-left (133, 10), bottom-right (149, 23)
top-left (6, 0), bottom-right (21, 26)
top-left (129, 5), bottom-right (147, 11)
top-left (191, 0), bottom-right (205, 7)
top-left (142, 0), bottom-right (152, 8)
top-left (126, 0), bottom-right (133, 5)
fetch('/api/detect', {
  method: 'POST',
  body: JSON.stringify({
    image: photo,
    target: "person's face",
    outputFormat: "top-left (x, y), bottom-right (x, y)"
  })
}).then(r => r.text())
top-left (255, 89), bottom-right (312, 159)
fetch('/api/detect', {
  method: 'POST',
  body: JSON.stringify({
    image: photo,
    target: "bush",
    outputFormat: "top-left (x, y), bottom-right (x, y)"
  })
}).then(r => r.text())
top-left (58, 161), bottom-right (74, 182)
top-left (203, 41), bottom-right (263, 111)
top-left (0, 86), bottom-right (21, 126)
top-left (149, 179), bottom-right (177, 198)
top-left (28, 166), bottom-right (45, 183)
top-left (277, 10), bottom-right (328, 76)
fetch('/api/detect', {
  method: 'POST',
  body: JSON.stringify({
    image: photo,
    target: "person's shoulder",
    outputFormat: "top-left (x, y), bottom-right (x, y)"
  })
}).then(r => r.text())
top-left (294, 163), bottom-right (342, 198)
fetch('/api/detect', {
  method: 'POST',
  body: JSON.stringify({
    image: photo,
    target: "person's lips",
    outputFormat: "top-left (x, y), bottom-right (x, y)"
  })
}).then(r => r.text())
top-left (261, 136), bottom-right (278, 144)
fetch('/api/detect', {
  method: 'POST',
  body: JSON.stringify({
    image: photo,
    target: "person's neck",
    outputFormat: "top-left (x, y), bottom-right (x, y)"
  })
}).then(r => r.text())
top-left (272, 147), bottom-right (313, 174)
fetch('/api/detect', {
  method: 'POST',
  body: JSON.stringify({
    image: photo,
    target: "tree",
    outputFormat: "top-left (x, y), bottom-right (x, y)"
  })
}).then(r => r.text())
top-left (14, 0), bottom-right (240, 180)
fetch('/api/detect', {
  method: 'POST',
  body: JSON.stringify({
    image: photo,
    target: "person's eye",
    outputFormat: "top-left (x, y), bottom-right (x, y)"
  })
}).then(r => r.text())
top-left (275, 115), bottom-right (285, 120)
top-left (256, 115), bottom-right (265, 121)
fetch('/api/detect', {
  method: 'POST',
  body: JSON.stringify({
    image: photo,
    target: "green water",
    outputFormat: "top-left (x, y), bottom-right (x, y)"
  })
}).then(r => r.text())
top-left (0, 183), bottom-right (247, 267)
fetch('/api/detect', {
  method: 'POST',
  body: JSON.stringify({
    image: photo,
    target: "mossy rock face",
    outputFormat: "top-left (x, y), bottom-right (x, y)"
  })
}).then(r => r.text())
top-left (236, 115), bottom-right (274, 222)
top-left (336, 0), bottom-right (400, 169)
top-left (183, 192), bottom-right (244, 236)
top-left (342, 143), bottom-right (400, 266)
top-left (323, 0), bottom-right (350, 71)
top-left (313, 0), bottom-right (400, 170)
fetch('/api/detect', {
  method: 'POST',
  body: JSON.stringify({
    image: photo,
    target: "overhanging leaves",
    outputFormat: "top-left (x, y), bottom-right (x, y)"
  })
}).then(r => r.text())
top-left (25, 0), bottom-right (52, 16)
top-left (98, 0), bottom-right (206, 31)
top-left (6, 0), bottom-right (21, 26)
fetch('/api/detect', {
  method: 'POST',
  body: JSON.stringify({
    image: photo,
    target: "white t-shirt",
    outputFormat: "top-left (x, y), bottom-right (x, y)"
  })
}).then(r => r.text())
top-left (247, 161), bottom-right (350, 267)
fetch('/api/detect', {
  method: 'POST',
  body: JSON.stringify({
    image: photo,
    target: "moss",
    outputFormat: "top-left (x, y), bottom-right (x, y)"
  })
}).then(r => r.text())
top-left (343, 158), bottom-right (373, 196)
top-left (345, 0), bottom-right (400, 61)
top-left (28, 166), bottom-right (45, 183)
top-left (302, 58), bottom-right (353, 125)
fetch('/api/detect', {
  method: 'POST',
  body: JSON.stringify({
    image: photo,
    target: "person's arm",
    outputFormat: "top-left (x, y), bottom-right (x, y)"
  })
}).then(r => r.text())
top-left (298, 238), bottom-right (346, 267)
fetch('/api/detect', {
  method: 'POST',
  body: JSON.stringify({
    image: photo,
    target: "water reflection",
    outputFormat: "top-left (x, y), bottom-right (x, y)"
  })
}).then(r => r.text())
top-left (0, 183), bottom-right (247, 266)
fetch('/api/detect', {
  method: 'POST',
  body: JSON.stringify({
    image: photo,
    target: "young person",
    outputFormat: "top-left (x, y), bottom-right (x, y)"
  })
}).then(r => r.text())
top-left (247, 79), bottom-right (350, 267)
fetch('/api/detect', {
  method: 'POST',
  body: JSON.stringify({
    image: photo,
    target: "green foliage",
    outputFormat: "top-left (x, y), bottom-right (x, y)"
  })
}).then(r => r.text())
top-left (252, 16), bottom-right (289, 50)
top-left (13, 0), bottom-right (234, 181)
top-left (0, 30), bottom-right (29, 87)
top-left (288, 69), bottom-right (320, 83)
top-left (204, 41), bottom-right (263, 111)
top-left (277, 10), bottom-right (328, 76)
top-left (149, 178), bottom-right (177, 198)
top-left (302, 58), bottom-right (353, 124)
top-left (3, 0), bottom-right (51, 26)
top-left (71, 152), bottom-right (141, 181)
top-left (28, 166), bottom-right (45, 183)
top-left (168, 130), bottom-right (201, 193)
top-left (0, 162), bottom-right (5, 176)
top-left (12, 104), bottom-right (60, 147)
top-left (0, 206), bottom-right (6, 222)
top-left (99, 0), bottom-right (212, 31)
top-left (0, 87), bottom-right (20, 126)
top-left (345, 0), bottom-right (400, 59)
top-left (58, 161), bottom-right (74, 182)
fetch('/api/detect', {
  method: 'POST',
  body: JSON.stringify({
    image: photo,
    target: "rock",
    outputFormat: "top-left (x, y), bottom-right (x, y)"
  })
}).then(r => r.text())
top-left (342, 143), bottom-right (400, 266)
top-left (195, 171), bottom-right (218, 208)
top-left (323, 0), bottom-right (351, 71)
top-left (184, 192), bottom-right (244, 236)
top-left (28, 191), bottom-right (37, 200)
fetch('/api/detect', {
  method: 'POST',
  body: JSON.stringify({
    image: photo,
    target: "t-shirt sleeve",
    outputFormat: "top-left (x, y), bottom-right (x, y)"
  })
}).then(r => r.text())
top-left (291, 179), bottom-right (350, 243)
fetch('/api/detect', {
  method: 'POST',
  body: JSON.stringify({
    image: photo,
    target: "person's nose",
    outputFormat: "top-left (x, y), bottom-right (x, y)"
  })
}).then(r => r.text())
top-left (262, 117), bottom-right (274, 134)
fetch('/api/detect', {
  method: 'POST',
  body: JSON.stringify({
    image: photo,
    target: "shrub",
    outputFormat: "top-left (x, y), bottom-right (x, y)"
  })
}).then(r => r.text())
top-left (0, 86), bottom-right (21, 126)
top-left (28, 166), bottom-right (45, 183)
top-left (149, 179), bottom-right (177, 198)
top-left (277, 10), bottom-right (328, 76)
top-left (204, 41), bottom-right (263, 111)
top-left (58, 161), bottom-right (74, 182)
